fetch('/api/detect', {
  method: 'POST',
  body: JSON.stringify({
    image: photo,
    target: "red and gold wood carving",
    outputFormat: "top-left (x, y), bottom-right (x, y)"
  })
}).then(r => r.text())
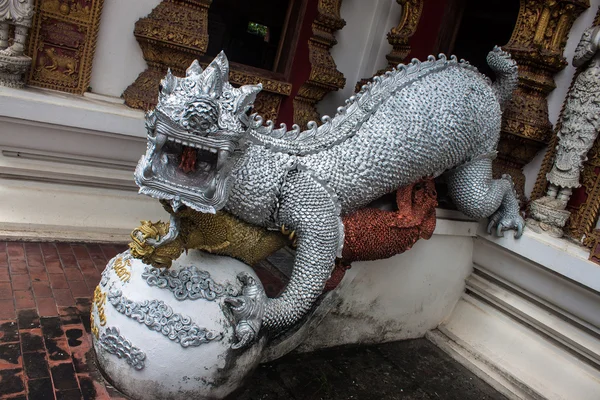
top-left (26, 0), bottom-right (104, 94)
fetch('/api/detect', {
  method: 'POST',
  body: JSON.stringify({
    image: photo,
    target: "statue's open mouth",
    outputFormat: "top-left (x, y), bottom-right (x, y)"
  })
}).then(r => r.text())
top-left (134, 113), bottom-right (237, 214)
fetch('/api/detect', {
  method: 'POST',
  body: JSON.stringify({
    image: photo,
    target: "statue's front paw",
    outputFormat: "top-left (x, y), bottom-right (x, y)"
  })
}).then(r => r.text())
top-left (487, 212), bottom-right (525, 238)
top-left (224, 272), bottom-right (267, 349)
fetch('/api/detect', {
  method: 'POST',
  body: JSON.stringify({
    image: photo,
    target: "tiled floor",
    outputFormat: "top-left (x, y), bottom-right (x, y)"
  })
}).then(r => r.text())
top-left (0, 241), bottom-right (505, 400)
top-left (0, 242), bottom-right (128, 399)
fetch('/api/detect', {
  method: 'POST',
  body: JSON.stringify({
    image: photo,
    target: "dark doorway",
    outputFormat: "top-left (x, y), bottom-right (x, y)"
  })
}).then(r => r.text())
top-left (437, 0), bottom-right (520, 78)
top-left (206, 0), bottom-right (297, 73)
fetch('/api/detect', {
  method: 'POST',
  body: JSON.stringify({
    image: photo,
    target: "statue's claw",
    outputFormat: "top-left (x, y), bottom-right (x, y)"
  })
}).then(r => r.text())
top-left (488, 212), bottom-right (525, 238)
top-left (224, 272), bottom-right (266, 349)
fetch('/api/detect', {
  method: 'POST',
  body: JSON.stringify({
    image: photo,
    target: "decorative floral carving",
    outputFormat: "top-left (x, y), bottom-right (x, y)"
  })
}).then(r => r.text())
top-left (142, 265), bottom-right (240, 301)
top-left (98, 327), bottom-right (146, 371)
top-left (107, 287), bottom-right (222, 348)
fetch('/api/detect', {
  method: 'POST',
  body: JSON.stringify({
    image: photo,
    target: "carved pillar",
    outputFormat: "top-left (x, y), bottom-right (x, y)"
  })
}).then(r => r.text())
top-left (293, 0), bottom-right (346, 128)
top-left (355, 0), bottom-right (424, 91)
top-left (385, 0), bottom-right (424, 68)
top-left (495, 0), bottom-right (589, 201)
top-left (122, 0), bottom-right (212, 110)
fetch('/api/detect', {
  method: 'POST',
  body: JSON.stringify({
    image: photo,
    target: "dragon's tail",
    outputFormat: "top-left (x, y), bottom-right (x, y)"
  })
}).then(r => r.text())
top-left (487, 46), bottom-right (518, 110)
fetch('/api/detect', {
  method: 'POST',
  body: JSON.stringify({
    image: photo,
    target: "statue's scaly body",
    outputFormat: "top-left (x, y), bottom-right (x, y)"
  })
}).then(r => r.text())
top-left (224, 50), bottom-right (522, 336)
top-left (135, 48), bottom-right (523, 346)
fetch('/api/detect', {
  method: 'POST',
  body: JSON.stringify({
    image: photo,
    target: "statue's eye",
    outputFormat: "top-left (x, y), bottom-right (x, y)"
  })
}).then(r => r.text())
top-left (199, 121), bottom-right (211, 130)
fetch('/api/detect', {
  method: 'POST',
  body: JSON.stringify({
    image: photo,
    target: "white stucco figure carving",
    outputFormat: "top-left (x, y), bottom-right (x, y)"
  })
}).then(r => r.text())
top-left (0, 0), bottom-right (33, 87)
top-left (528, 26), bottom-right (600, 238)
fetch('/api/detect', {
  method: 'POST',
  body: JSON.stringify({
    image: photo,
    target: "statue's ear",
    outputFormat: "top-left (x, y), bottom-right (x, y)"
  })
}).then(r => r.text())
top-left (213, 51), bottom-right (230, 83)
top-left (236, 84), bottom-right (262, 114)
top-left (186, 60), bottom-right (203, 77)
top-left (160, 69), bottom-right (177, 96)
top-left (201, 64), bottom-right (223, 98)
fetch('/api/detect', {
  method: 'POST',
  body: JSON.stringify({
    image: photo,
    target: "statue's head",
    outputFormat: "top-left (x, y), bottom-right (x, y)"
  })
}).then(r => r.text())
top-left (134, 52), bottom-right (262, 213)
top-left (573, 26), bottom-right (600, 68)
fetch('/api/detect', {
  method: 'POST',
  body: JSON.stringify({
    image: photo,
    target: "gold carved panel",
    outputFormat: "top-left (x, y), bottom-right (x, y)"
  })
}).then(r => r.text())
top-left (26, 0), bottom-right (104, 94)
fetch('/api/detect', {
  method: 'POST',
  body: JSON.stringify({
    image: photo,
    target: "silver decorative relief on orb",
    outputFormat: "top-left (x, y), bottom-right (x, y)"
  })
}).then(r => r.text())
top-left (108, 288), bottom-right (222, 348)
top-left (98, 327), bottom-right (146, 371)
top-left (142, 266), bottom-right (240, 301)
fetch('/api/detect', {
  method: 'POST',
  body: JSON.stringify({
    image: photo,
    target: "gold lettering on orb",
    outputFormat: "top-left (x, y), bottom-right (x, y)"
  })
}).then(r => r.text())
top-left (112, 257), bottom-right (131, 283)
top-left (93, 285), bottom-right (107, 327)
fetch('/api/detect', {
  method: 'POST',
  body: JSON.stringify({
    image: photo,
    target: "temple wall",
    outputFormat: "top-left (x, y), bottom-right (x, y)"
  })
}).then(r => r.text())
top-left (298, 221), bottom-right (477, 351)
top-left (89, 0), bottom-right (161, 98)
top-left (318, 0), bottom-right (402, 117)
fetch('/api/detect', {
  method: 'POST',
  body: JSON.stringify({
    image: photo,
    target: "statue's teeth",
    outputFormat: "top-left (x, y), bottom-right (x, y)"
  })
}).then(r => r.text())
top-left (217, 150), bottom-right (229, 170)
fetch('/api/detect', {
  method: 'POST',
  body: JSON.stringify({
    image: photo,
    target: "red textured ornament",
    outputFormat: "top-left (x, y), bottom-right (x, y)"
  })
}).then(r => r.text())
top-left (324, 179), bottom-right (438, 292)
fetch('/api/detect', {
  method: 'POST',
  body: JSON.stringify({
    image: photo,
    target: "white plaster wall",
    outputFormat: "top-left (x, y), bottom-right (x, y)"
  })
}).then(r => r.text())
top-left (318, 0), bottom-right (402, 117)
top-left (523, 1), bottom-right (600, 198)
top-left (89, 0), bottom-right (162, 98)
top-left (299, 233), bottom-right (475, 351)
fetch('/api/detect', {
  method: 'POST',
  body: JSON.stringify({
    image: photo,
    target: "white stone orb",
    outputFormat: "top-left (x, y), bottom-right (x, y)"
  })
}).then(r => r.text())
top-left (91, 249), bottom-right (267, 400)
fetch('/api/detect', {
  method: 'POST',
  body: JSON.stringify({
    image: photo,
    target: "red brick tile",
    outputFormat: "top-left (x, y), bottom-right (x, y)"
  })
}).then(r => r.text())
top-left (44, 260), bottom-right (63, 274)
top-left (0, 254), bottom-right (8, 268)
top-left (9, 260), bottom-right (27, 275)
top-left (6, 242), bottom-right (24, 258)
top-left (64, 269), bottom-right (83, 282)
top-left (32, 282), bottom-right (52, 298)
top-left (0, 283), bottom-right (11, 299)
top-left (0, 299), bottom-right (15, 319)
top-left (29, 269), bottom-right (49, 282)
top-left (0, 268), bottom-right (9, 282)
top-left (72, 245), bottom-right (91, 260)
top-left (85, 278), bottom-right (100, 290)
top-left (40, 243), bottom-right (59, 262)
top-left (49, 274), bottom-right (69, 289)
top-left (26, 255), bottom-right (45, 269)
top-left (91, 255), bottom-right (108, 269)
top-left (86, 244), bottom-right (103, 256)
top-left (37, 297), bottom-right (57, 317)
top-left (69, 282), bottom-right (90, 298)
top-left (13, 291), bottom-right (35, 310)
top-left (59, 254), bottom-right (78, 269)
top-left (78, 259), bottom-right (96, 272)
top-left (100, 245), bottom-right (119, 259)
top-left (10, 275), bottom-right (30, 291)
top-left (24, 242), bottom-right (40, 250)
top-left (53, 289), bottom-right (75, 307)
top-left (55, 243), bottom-right (74, 254)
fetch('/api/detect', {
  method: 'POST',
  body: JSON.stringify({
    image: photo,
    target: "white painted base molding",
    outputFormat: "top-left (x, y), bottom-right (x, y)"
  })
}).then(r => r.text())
top-left (429, 229), bottom-right (600, 400)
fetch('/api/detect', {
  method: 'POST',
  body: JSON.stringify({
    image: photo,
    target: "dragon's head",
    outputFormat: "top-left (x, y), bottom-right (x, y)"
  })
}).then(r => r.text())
top-left (135, 52), bottom-right (262, 213)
